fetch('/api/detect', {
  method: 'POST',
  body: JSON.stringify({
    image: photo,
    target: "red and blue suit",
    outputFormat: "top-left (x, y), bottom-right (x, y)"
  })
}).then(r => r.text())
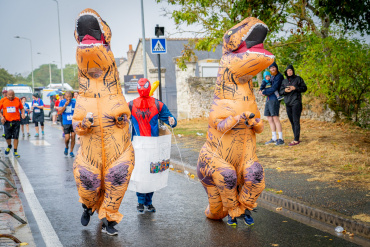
top-left (128, 78), bottom-right (177, 208)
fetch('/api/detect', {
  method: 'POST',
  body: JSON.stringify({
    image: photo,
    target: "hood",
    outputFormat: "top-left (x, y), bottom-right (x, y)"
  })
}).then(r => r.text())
top-left (269, 62), bottom-right (279, 71)
top-left (284, 64), bottom-right (296, 77)
top-left (263, 71), bottom-right (271, 79)
top-left (137, 78), bottom-right (151, 98)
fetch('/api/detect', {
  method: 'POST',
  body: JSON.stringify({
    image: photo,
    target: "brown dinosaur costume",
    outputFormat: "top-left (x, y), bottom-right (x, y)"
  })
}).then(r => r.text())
top-left (72, 9), bottom-right (134, 230)
top-left (197, 17), bottom-right (274, 221)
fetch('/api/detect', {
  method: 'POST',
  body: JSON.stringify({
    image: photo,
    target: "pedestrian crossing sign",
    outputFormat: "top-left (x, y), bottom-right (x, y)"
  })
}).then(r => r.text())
top-left (151, 38), bottom-right (167, 54)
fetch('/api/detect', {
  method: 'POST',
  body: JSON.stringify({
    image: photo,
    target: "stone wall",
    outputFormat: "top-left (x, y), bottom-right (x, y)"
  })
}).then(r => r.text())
top-left (174, 57), bottom-right (336, 122)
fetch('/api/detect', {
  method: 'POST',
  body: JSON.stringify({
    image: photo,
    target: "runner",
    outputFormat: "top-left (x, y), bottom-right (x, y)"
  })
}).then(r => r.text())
top-left (31, 93), bottom-right (45, 137)
top-left (20, 97), bottom-right (31, 137)
top-left (0, 90), bottom-right (25, 158)
top-left (128, 78), bottom-right (177, 213)
top-left (58, 91), bottom-right (76, 157)
top-left (55, 93), bottom-right (65, 137)
top-left (0, 89), bottom-right (7, 138)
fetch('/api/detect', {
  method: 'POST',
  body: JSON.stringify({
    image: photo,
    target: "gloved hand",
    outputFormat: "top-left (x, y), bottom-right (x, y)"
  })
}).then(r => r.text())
top-left (168, 117), bottom-right (175, 126)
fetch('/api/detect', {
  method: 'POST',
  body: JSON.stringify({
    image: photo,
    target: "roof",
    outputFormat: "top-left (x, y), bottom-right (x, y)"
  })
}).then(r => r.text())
top-left (144, 39), bottom-right (222, 87)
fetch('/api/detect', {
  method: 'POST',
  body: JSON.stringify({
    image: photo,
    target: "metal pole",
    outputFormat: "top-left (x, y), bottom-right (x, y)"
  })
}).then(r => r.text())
top-left (156, 24), bottom-right (162, 101)
top-left (15, 37), bottom-right (34, 91)
top-left (54, 0), bottom-right (64, 90)
top-left (29, 40), bottom-right (34, 91)
top-left (140, 0), bottom-right (147, 78)
top-left (49, 63), bottom-right (52, 84)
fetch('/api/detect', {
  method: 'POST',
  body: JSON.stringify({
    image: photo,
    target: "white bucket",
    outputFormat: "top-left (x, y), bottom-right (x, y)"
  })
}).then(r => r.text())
top-left (128, 127), bottom-right (171, 193)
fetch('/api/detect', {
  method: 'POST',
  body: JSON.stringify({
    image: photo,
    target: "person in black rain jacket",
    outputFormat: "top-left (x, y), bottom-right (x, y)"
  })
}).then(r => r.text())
top-left (279, 65), bottom-right (307, 146)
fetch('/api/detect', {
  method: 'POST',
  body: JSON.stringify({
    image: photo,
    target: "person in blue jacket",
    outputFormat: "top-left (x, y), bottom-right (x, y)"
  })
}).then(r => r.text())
top-left (259, 62), bottom-right (284, 145)
top-left (128, 78), bottom-right (177, 213)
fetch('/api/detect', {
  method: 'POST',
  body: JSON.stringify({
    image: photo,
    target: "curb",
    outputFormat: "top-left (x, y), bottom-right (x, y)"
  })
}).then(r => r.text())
top-left (170, 159), bottom-right (370, 243)
top-left (0, 152), bottom-right (36, 246)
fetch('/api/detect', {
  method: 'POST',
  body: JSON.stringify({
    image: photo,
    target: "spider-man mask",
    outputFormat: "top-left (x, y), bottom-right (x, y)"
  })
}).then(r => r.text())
top-left (137, 78), bottom-right (151, 98)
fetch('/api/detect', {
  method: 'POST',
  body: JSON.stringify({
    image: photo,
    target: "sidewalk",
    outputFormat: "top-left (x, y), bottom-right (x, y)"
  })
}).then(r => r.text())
top-left (0, 144), bottom-right (35, 246)
top-left (170, 135), bottom-right (370, 240)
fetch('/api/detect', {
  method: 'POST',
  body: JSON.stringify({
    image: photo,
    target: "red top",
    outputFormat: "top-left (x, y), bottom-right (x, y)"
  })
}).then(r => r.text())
top-left (0, 97), bottom-right (24, 121)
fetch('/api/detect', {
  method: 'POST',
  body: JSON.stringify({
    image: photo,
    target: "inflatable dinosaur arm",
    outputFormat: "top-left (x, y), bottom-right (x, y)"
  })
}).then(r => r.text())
top-left (72, 108), bottom-right (93, 136)
top-left (115, 114), bottom-right (129, 129)
top-left (246, 118), bottom-right (264, 134)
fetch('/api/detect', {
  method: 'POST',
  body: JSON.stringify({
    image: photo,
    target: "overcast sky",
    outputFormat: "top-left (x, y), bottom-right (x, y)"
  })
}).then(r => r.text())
top-left (1, 0), bottom-right (369, 76)
top-left (0, 0), bottom-right (184, 75)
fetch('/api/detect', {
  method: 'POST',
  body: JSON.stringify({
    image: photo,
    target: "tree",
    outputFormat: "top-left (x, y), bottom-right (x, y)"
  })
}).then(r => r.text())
top-left (158, 0), bottom-right (288, 69)
top-left (285, 0), bottom-right (370, 38)
top-left (64, 64), bottom-right (78, 90)
top-left (297, 35), bottom-right (370, 124)
top-left (0, 68), bottom-right (15, 89)
top-left (25, 63), bottom-right (78, 89)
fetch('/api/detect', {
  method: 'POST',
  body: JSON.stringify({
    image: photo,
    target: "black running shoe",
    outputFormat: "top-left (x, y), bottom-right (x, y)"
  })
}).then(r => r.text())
top-left (146, 204), bottom-right (156, 212)
top-left (275, 139), bottom-right (285, 146)
top-left (137, 203), bottom-right (144, 213)
top-left (101, 218), bottom-right (118, 236)
top-left (81, 204), bottom-right (93, 226)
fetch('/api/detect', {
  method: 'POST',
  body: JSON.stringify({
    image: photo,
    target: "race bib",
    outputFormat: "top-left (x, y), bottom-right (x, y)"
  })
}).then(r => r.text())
top-left (67, 115), bottom-right (73, 121)
top-left (65, 106), bottom-right (72, 113)
top-left (7, 107), bottom-right (16, 113)
top-left (35, 109), bottom-right (40, 113)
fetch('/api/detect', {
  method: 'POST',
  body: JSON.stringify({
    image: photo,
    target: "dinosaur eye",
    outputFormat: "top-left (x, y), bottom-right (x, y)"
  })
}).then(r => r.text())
top-left (144, 81), bottom-right (149, 88)
top-left (228, 30), bottom-right (233, 35)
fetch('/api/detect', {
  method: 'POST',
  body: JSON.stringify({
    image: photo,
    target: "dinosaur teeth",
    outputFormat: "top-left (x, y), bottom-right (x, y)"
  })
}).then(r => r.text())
top-left (75, 11), bottom-right (105, 34)
top-left (246, 50), bottom-right (275, 58)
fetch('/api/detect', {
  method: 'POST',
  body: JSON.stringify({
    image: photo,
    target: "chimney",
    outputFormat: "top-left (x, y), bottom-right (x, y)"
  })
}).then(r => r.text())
top-left (127, 44), bottom-right (135, 65)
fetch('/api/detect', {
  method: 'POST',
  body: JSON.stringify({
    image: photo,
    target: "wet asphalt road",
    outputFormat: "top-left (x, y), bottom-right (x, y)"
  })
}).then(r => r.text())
top-left (12, 122), bottom-right (359, 247)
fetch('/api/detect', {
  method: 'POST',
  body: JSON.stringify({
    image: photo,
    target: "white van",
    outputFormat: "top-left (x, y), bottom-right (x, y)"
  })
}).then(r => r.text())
top-left (3, 84), bottom-right (33, 106)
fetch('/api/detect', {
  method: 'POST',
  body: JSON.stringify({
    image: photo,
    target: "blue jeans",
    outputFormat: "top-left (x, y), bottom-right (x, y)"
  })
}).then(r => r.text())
top-left (136, 192), bottom-right (154, 206)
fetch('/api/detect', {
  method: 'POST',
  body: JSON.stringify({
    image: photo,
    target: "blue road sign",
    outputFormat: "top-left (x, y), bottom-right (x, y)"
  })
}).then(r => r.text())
top-left (151, 38), bottom-right (167, 54)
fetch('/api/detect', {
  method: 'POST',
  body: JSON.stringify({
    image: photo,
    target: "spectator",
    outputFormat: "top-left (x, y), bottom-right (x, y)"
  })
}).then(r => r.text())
top-left (280, 65), bottom-right (307, 146)
top-left (50, 96), bottom-right (58, 124)
top-left (259, 62), bottom-right (284, 145)
top-left (58, 91), bottom-right (76, 157)
top-left (73, 91), bottom-right (79, 101)
top-left (0, 90), bottom-right (25, 158)
top-left (260, 71), bottom-right (283, 101)
top-left (20, 97), bottom-right (31, 137)
top-left (31, 93), bottom-right (45, 137)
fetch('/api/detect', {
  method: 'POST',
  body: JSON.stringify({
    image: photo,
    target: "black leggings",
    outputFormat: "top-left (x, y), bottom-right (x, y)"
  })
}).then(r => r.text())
top-left (286, 103), bottom-right (302, 142)
top-left (35, 122), bottom-right (44, 127)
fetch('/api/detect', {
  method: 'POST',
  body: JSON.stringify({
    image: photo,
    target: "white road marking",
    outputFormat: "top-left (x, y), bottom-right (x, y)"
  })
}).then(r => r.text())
top-left (29, 140), bottom-right (51, 146)
top-left (9, 153), bottom-right (63, 247)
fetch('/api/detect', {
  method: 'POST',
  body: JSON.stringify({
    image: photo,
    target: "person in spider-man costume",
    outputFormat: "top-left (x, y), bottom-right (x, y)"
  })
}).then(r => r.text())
top-left (128, 78), bottom-right (177, 213)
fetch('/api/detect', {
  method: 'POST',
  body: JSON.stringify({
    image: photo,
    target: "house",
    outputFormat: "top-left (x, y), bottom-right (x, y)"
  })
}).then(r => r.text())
top-left (125, 38), bottom-right (222, 117)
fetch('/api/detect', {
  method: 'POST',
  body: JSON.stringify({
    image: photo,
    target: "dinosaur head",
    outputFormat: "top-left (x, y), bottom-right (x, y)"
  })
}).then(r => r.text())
top-left (222, 17), bottom-right (274, 80)
top-left (75, 9), bottom-right (120, 97)
top-left (75, 8), bottom-right (111, 46)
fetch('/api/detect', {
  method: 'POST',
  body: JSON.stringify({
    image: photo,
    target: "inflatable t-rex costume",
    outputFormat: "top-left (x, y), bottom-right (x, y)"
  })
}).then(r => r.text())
top-left (197, 17), bottom-right (274, 222)
top-left (72, 8), bottom-right (134, 234)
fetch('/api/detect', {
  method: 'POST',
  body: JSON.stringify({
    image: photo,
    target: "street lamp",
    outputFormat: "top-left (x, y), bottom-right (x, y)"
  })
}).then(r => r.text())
top-left (37, 52), bottom-right (55, 85)
top-left (14, 36), bottom-right (34, 91)
top-left (51, 0), bottom-right (64, 90)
